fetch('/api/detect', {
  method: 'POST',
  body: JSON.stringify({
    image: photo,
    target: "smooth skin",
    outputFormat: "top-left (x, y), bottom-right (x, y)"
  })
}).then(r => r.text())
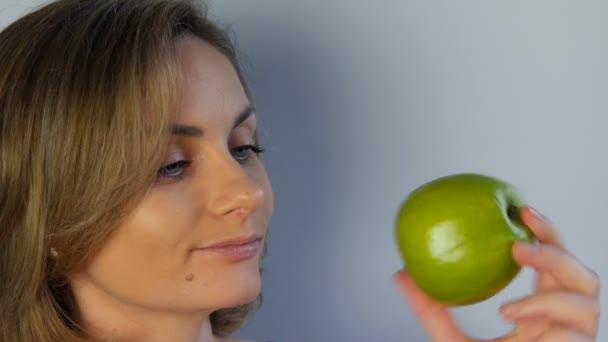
top-left (395, 206), bottom-right (601, 341)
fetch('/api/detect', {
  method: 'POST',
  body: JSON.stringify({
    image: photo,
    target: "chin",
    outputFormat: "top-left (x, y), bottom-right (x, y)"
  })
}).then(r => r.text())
top-left (231, 264), bottom-right (263, 305)
top-left (210, 260), bottom-right (262, 309)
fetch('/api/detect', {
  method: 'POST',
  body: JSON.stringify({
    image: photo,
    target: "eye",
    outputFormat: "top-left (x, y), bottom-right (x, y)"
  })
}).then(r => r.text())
top-left (157, 160), bottom-right (191, 180)
top-left (230, 144), bottom-right (265, 162)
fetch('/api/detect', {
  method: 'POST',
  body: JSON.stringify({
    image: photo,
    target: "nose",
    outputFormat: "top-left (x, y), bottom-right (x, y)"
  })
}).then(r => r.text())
top-left (206, 158), bottom-right (265, 219)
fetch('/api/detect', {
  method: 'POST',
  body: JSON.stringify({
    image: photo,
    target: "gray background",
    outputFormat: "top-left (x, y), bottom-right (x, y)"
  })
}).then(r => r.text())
top-left (2, 1), bottom-right (606, 341)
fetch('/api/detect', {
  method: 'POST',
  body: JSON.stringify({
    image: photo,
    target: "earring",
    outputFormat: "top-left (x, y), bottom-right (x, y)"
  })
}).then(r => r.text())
top-left (50, 248), bottom-right (59, 258)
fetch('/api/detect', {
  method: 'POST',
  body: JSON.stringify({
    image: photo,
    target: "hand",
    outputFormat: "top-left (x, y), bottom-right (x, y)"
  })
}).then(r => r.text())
top-left (394, 207), bottom-right (601, 341)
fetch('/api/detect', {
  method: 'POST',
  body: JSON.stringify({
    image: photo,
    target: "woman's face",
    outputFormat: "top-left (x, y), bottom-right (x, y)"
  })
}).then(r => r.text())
top-left (70, 35), bottom-right (274, 317)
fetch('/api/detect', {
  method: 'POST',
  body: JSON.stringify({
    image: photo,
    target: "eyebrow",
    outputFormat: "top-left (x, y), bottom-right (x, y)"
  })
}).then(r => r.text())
top-left (170, 105), bottom-right (255, 137)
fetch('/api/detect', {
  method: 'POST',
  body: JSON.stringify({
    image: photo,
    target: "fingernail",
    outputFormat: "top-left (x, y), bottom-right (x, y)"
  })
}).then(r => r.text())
top-left (392, 268), bottom-right (406, 279)
top-left (529, 207), bottom-right (546, 221)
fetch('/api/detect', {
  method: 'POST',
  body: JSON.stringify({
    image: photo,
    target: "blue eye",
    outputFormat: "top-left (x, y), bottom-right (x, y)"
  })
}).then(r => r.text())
top-left (157, 160), bottom-right (190, 180)
top-left (231, 144), bottom-right (265, 162)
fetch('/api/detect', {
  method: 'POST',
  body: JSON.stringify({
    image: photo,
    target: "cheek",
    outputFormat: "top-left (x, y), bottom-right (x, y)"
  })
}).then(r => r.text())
top-left (74, 171), bottom-right (270, 313)
top-left (82, 191), bottom-right (199, 304)
top-left (120, 189), bottom-right (199, 260)
top-left (257, 164), bottom-right (274, 219)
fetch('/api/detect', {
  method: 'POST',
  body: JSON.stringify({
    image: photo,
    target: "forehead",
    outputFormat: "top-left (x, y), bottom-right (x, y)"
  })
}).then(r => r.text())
top-left (174, 35), bottom-right (249, 125)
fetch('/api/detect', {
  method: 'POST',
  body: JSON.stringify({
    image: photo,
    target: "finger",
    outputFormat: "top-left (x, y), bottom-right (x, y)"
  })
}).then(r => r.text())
top-left (500, 291), bottom-right (599, 335)
top-left (393, 270), bottom-right (470, 342)
top-left (537, 327), bottom-right (594, 342)
top-left (520, 207), bottom-right (583, 293)
top-left (512, 241), bottom-right (601, 297)
top-left (520, 207), bottom-right (565, 248)
top-left (536, 271), bottom-right (560, 293)
top-left (494, 317), bottom-right (549, 342)
top-left (535, 266), bottom-right (560, 292)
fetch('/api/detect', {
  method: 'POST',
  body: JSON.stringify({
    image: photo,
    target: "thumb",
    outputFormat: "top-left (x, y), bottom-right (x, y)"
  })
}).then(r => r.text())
top-left (394, 269), bottom-right (470, 342)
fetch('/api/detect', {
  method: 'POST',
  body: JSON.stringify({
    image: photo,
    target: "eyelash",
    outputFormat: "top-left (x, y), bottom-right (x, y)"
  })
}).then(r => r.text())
top-left (157, 144), bottom-right (265, 181)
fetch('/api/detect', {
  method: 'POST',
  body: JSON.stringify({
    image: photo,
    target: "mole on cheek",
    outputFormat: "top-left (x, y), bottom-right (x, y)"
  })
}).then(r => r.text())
top-left (185, 274), bottom-right (194, 282)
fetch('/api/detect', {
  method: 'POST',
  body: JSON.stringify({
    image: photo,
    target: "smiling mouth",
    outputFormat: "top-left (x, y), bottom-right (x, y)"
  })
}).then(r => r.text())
top-left (193, 235), bottom-right (263, 262)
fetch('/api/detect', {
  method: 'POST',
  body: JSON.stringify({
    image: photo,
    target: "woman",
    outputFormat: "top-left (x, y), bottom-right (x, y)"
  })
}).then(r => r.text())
top-left (0, 0), bottom-right (599, 341)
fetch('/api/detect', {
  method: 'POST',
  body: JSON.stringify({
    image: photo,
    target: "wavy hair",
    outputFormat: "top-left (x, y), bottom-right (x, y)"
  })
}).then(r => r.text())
top-left (0, 0), bottom-right (258, 340)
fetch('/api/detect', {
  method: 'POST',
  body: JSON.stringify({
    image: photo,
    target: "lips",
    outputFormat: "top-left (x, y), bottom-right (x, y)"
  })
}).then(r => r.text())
top-left (193, 234), bottom-right (263, 262)
top-left (202, 234), bottom-right (262, 249)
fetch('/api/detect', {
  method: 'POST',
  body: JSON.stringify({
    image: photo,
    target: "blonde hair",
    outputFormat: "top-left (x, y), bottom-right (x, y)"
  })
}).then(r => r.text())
top-left (0, 0), bottom-right (259, 340)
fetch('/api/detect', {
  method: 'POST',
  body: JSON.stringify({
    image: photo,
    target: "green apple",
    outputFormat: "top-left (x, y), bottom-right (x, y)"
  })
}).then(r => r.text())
top-left (394, 173), bottom-right (536, 306)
